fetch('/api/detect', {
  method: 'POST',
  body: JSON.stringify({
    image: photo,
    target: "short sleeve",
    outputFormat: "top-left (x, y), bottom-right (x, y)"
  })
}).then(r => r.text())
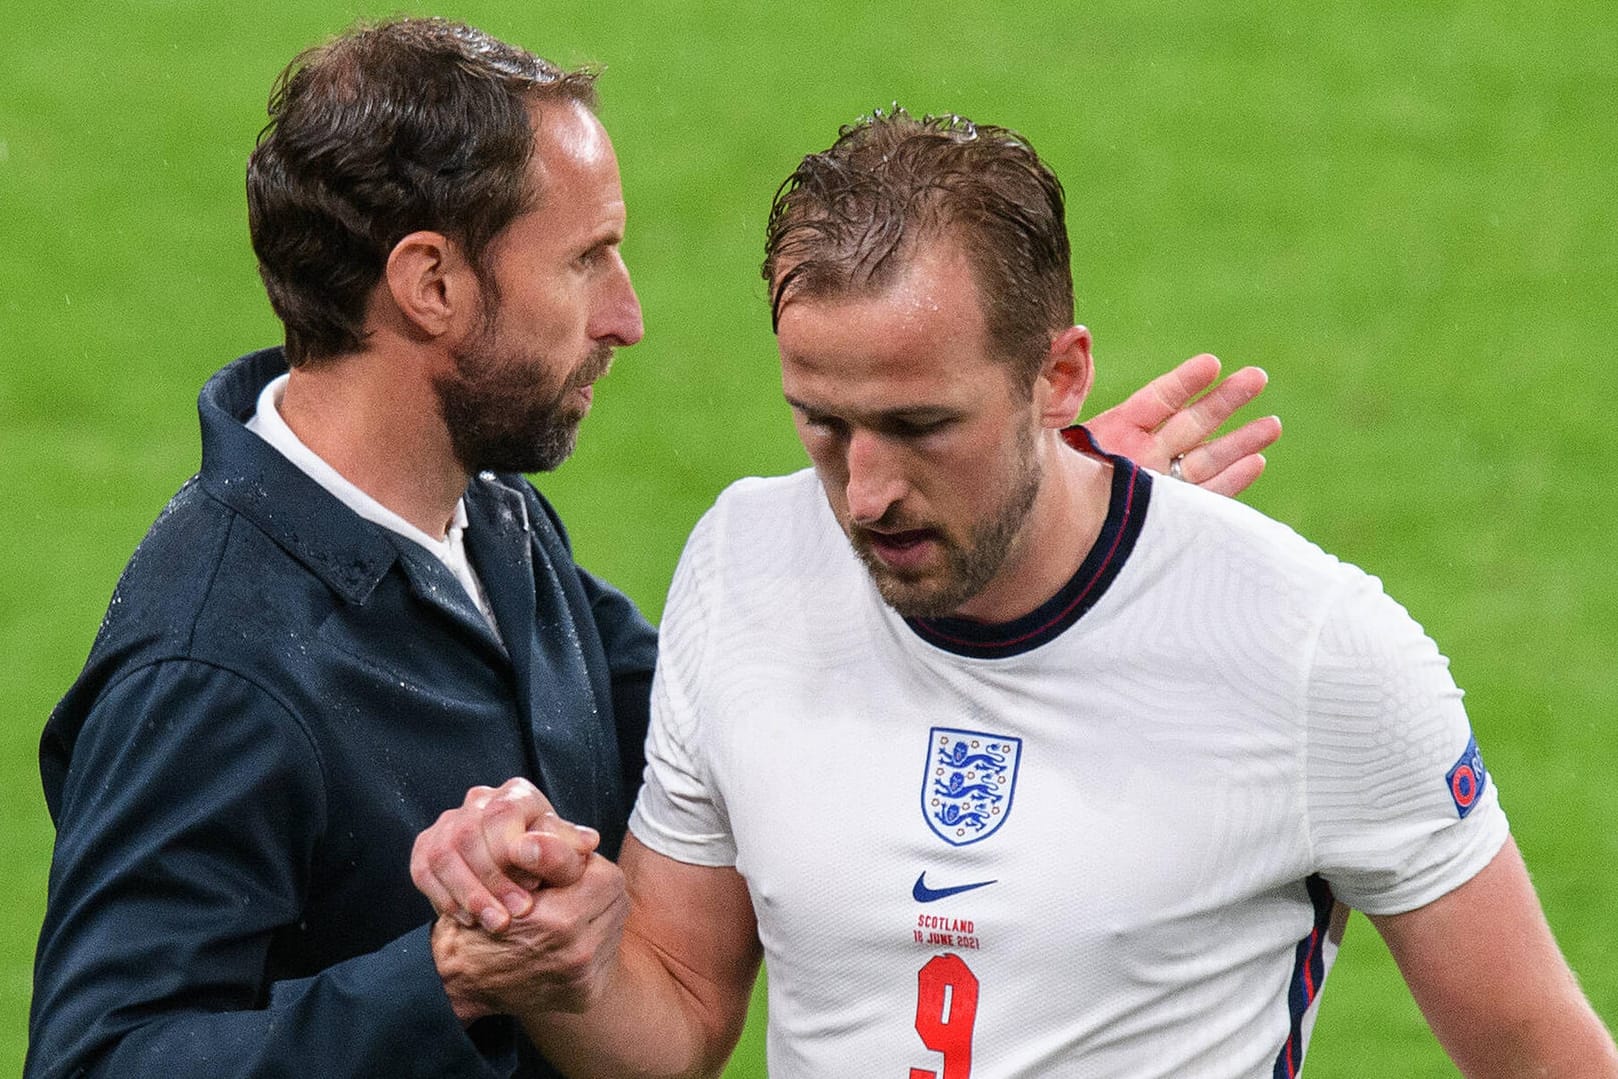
top-left (1305, 577), bottom-right (1509, 915)
top-left (627, 511), bottom-right (737, 867)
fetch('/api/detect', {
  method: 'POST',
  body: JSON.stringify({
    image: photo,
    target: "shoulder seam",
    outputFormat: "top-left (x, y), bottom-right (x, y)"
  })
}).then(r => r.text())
top-left (181, 507), bottom-right (237, 656)
top-left (93, 654), bottom-right (333, 845)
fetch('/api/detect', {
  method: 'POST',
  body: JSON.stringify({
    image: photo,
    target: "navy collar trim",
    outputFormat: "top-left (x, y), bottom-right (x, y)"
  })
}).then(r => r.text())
top-left (903, 426), bottom-right (1152, 659)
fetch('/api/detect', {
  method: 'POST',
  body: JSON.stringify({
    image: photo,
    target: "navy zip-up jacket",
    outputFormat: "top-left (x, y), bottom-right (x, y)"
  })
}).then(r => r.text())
top-left (28, 348), bottom-right (657, 1078)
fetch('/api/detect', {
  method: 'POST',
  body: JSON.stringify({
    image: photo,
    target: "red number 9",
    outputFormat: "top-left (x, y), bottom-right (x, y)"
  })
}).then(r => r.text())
top-left (908, 953), bottom-right (979, 1079)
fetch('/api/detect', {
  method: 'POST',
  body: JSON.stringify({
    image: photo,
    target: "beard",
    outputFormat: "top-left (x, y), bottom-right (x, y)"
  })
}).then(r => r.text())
top-left (434, 317), bottom-right (613, 475)
top-left (848, 424), bottom-right (1042, 619)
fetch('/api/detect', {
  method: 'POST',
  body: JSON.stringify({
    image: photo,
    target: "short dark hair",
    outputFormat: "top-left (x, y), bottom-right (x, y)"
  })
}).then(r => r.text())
top-left (762, 108), bottom-right (1073, 382)
top-left (247, 18), bottom-right (598, 365)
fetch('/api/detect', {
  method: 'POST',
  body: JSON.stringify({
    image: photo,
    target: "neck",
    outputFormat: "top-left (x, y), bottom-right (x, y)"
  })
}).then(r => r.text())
top-left (948, 431), bottom-right (1113, 624)
top-left (279, 350), bottom-right (468, 539)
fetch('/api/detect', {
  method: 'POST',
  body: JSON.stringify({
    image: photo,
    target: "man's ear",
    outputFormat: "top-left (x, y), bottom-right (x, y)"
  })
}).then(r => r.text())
top-left (383, 230), bottom-right (478, 340)
top-left (1035, 325), bottom-right (1094, 427)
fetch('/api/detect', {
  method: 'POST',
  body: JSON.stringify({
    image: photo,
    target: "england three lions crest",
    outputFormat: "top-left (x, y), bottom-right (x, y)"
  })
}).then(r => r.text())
top-left (922, 727), bottom-right (1022, 846)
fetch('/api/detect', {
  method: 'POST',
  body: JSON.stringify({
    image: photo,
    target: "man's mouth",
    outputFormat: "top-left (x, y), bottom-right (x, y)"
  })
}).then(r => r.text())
top-left (564, 349), bottom-right (615, 410)
top-left (570, 348), bottom-right (613, 394)
top-left (859, 526), bottom-right (939, 571)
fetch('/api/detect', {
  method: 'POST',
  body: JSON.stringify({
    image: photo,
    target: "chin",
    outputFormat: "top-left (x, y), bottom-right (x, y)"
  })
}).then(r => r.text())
top-left (871, 577), bottom-right (961, 620)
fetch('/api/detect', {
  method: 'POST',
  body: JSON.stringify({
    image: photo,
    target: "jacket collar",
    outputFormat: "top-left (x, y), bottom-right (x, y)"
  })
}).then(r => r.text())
top-left (196, 347), bottom-right (403, 607)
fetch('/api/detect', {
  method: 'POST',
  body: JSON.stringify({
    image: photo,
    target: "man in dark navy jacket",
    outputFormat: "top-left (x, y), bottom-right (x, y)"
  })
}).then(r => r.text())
top-left (28, 16), bottom-right (1278, 1079)
top-left (29, 20), bottom-right (651, 1079)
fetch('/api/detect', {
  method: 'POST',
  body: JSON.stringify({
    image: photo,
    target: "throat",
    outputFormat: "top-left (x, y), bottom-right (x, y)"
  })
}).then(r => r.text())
top-left (280, 364), bottom-right (469, 539)
top-left (952, 453), bottom-right (1111, 624)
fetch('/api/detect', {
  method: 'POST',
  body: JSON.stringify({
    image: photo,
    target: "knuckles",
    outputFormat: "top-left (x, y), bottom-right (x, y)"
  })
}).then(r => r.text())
top-left (425, 842), bottom-right (469, 876)
top-left (413, 780), bottom-right (605, 952)
top-left (496, 776), bottom-right (545, 804)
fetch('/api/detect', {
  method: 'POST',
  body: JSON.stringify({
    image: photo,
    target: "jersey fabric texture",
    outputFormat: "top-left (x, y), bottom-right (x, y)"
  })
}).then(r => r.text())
top-left (30, 347), bottom-right (656, 1079)
top-left (630, 433), bottom-right (1508, 1079)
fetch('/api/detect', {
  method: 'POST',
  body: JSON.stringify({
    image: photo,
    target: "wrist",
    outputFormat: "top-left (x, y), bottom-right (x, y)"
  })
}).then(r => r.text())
top-left (432, 916), bottom-right (497, 1026)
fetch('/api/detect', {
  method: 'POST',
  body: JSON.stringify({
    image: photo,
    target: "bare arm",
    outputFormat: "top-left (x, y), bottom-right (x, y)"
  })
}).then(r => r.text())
top-left (414, 780), bottom-right (762, 1079)
top-left (1371, 837), bottom-right (1618, 1077)
top-left (1085, 353), bottom-right (1281, 496)
top-left (431, 837), bottom-right (759, 1079)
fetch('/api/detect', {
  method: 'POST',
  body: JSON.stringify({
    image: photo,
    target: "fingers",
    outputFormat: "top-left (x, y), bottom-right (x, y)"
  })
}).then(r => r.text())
top-left (1195, 453), bottom-right (1268, 498)
top-left (1174, 414), bottom-right (1282, 496)
top-left (411, 778), bottom-right (600, 934)
top-left (1174, 413), bottom-right (1282, 481)
top-left (1152, 365), bottom-right (1270, 457)
top-left (481, 780), bottom-right (600, 888)
top-left (1113, 353), bottom-right (1224, 431)
top-left (431, 854), bottom-right (630, 1018)
top-left (413, 799), bottom-right (532, 933)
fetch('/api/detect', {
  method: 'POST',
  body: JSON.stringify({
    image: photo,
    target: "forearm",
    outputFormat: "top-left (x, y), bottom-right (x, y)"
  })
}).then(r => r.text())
top-left (1449, 1012), bottom-right (1617, 1079)
top-left (433, 905), bottom-right (753, 1079)
top-left (33, 668), bottom-right (502, 1079)
top-left (1437, 971), bottom-right (1617, 1078)
top-left (1375, 840), bottom-right (1618, 1079)
top-left (29, 927), bottom-right (499, 1079)
top-left (526, 927), bottom-right (752, 1079)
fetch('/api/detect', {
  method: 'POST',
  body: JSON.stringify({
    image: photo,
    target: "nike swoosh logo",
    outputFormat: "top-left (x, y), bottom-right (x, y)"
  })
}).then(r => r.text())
top-left (913, 872), bottom-right (997, 903)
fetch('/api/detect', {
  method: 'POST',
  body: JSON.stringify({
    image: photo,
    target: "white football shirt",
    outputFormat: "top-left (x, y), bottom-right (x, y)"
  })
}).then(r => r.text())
top-left (630, 438), bottom-right (1507, 1078)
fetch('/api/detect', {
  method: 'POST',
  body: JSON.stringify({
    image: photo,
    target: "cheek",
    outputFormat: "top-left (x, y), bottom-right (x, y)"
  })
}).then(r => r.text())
top-left (507, 281), bottom-right (580, 343)
top-left (913, 435), bottom-right (1012, 517)
top-left (794, 424), bottom-right (842, 472)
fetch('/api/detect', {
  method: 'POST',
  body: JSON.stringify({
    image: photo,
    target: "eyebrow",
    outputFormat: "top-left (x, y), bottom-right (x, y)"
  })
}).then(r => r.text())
top-left (783, 395), bottom-right (961, 427)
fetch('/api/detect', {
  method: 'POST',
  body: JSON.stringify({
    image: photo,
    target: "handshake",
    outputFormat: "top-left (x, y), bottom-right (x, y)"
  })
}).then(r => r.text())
top-left (412, 778), bottom-right (626, 1026)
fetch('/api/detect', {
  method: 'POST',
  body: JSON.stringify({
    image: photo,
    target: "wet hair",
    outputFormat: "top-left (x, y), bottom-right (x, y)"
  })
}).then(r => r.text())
top-left (762, 107), bottom-right (1073, 383)
top-left (246, 17), bottom-right (598, 365)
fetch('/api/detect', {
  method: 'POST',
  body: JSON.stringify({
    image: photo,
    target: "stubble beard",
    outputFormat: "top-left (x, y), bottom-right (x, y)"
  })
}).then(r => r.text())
top-left (849, 427), bottom-right (1043, 620)
top-left (434, 316), bottom-right (613, 475)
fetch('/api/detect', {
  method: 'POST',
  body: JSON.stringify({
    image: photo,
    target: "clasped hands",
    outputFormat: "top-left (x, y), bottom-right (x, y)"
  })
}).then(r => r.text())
top-left (412, 778), bottom-right (626, 1025)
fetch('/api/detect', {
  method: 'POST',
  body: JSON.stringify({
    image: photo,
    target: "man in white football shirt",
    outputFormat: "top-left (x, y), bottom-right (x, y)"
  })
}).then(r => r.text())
top-left (413, 111), bottom-right (1617, 1076)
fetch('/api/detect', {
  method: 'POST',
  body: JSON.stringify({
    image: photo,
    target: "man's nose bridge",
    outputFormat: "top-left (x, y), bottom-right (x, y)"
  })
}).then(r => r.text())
top-left (845, 428), bottom-right (901, 516)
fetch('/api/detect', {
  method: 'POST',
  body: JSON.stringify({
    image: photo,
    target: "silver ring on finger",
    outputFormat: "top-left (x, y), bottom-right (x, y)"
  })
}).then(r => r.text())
top-left (1168, 454), bottom-right (1187, 482)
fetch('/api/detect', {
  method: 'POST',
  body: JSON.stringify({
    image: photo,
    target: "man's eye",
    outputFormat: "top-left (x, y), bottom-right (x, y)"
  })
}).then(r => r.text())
top-left (893, 418), bottom-right (949, 438)
top-left (800, 413), bottom-right (846, 437)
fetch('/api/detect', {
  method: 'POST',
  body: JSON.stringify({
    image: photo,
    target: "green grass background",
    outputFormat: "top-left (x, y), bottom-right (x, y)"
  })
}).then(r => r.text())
top-left (4, 1), bottom-right (1615, 1074)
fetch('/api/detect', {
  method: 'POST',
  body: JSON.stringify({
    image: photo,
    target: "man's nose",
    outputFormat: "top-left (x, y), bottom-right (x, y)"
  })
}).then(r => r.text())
top-left (594, 256), bottom-right (644, 347)
top-left (845, 429), bottom-right (907, 525)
